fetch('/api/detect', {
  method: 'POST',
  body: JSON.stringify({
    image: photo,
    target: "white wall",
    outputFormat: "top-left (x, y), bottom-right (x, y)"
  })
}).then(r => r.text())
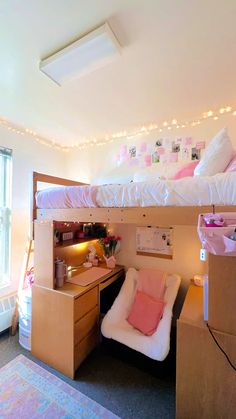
top-left (0, 127), bottom-right (67, 297)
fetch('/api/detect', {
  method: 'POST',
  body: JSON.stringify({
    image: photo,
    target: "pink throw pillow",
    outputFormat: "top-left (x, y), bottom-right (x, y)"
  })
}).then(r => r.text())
top-left (127, 290), bottom-right (165, 336)
top-left (225, 155), bottom-right (236, 172)
top-left (173, 161), bottom-right (199, 180)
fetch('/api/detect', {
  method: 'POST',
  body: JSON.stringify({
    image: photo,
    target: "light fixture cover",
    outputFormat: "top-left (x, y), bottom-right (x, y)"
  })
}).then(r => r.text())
top-left (40, 23), bottom-right (121, 85)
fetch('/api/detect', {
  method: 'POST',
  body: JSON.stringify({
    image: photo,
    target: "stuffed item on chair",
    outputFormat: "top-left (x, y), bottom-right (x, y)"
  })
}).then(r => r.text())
top-left (101, 268), bottom-right (181, 361)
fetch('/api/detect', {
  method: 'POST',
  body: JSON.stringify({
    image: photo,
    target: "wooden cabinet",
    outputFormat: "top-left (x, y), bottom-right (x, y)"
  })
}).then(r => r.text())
top-left (176, 285), bottom-right (236, 419)
top-left (208, 254), bottom-right (236, 336)
top-left (32, 220), bottom-right (124, 378)
top-left (32, 284), bottom-right (101, 378)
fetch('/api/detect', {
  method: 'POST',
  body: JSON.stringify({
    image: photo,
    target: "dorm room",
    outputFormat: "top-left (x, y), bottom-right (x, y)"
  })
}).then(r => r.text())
top-left (1, 1), bottom-right (236, 418)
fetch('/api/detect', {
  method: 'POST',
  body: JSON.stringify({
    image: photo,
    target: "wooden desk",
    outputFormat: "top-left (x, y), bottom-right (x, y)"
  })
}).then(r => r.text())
top-left (32, 265), bottom-right (125, 378)
top-left (176, 285), bottom-right (236, 418)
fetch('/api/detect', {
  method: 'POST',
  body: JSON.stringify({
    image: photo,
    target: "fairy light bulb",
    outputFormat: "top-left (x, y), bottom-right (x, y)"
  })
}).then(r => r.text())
top-left (1, 103), bottom-right (235, 150)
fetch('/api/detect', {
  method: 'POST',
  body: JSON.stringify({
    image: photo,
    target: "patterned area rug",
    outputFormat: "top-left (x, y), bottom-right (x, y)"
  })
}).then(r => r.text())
top-left (0, 355), bottom-right (119, 418)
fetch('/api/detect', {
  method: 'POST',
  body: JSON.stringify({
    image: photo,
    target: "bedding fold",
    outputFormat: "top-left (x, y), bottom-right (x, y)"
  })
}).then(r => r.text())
top-left (36, 172), bottom-right (236, 209)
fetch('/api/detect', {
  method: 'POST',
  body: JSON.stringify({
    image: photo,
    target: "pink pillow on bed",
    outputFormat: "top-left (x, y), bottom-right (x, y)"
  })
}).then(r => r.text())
top-left (225, 154), bottom-right (236, 172)
top-left (173, 161), bottom-right (199, 180)
top-left (127, 290), bottom-right (165, 336)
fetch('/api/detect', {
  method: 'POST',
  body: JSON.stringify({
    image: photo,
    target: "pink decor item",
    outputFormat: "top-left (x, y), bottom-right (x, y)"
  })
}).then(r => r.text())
top-left (128, 158), bottom-right (139, 167)
top-left (203, 214), bottom-right (225, 227)
top-left (159, 154), bottom-right (168, 163)
top-left (104, 255), bottom-right (116, 269)
top-left (120, 144), bottom-right (128, 156)
top-left (196, 141), bottom-right (206, 150)
top-left (198, 213), bottom-right (236, 256)
top-left (173, 160), bottom-right (199, 180)
top-left (169, 152), bottom-right (178, 163)
top-left (127, 290), bottom-right (165, 335)
top-left (138, 268), bottom-right (166, 300)
top-left (156, 147), bottom-right (165, 155)
top-left (144, 154), bottom-right (152, 166)
top-left (184, 137), bottom-right (193, 145)
top-left (113, 153), bottom-right (120, 163)
top-left (225, 153), bottom-right (236, 172)
top-left (139, 142), bottom-right (147, 153)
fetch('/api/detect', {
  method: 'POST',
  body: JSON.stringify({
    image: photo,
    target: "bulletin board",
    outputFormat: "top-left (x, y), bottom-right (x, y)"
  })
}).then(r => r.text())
top-left (136, 226), bottom-right (173, 259)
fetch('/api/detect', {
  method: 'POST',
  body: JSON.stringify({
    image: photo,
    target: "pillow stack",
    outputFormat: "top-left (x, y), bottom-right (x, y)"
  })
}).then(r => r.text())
top-left (194, 127), bottom-right (234, 176)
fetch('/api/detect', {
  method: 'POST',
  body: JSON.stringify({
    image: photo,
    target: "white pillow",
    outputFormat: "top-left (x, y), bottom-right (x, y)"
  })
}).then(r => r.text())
top-left (194, 128), bottom-right (234, 176)
top-left (133, 162), bottom-right (184, 182)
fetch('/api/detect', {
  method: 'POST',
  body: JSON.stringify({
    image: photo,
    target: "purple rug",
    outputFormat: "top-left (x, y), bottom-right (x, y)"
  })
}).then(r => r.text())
top-left (0, 355), bottom-right (120, 418)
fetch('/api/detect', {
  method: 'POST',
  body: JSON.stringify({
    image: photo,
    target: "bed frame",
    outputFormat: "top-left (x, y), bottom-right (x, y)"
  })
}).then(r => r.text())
top-left (32, 171), bottom-right (236, 227)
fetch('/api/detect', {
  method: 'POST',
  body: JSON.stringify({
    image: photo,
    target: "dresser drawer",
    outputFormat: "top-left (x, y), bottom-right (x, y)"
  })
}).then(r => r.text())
top-left (74, 306), bottom-right (99, 346)
top-left (74, 287), bottom-right (98, 322)
top-left (74, 328), bottom-right (99, 370)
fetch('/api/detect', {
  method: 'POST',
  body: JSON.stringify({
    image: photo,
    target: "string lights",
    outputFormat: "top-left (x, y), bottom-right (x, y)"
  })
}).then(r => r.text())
top-left (0, 105), bottom-right (235, 152)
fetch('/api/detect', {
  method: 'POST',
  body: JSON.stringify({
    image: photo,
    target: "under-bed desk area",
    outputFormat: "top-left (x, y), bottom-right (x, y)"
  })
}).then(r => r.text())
top-left (32, 259), bottom-right (124, 379)
top-left (31, 171), bottom-right (236, 383)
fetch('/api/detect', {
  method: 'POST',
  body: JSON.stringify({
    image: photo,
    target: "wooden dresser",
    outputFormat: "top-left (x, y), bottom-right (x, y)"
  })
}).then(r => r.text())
top-left (32, 265), bottom-right (124, 378)
top-left (176, 283), bottom-right (236, 418)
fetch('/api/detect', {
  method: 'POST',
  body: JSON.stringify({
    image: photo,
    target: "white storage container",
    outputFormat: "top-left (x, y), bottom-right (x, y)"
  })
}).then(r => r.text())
top-left (19, 313), bottom-right (31, 333)
top-left (19, 288), bottom-right (32, 316)
top-left (19, 325), bottom-right (31, 350)
top-left (19, 287), bottom-right (32, 350)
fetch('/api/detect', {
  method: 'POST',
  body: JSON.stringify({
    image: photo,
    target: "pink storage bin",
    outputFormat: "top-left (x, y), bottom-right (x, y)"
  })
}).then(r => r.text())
top-left (197, 213), bottom-right (236, 256)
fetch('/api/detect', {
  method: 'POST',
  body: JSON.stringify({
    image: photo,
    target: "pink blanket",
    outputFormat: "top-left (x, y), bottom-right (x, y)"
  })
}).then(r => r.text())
top-left (137, 268), bottom-right (167, 300)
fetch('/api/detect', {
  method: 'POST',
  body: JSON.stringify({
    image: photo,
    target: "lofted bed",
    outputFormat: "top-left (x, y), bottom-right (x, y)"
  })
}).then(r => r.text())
top-left (32, 171), bottom-right (236, 227)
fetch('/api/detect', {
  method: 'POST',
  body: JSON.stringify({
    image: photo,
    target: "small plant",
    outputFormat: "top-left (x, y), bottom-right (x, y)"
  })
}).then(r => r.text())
top-left (99, 235), bottom-right (121, 257)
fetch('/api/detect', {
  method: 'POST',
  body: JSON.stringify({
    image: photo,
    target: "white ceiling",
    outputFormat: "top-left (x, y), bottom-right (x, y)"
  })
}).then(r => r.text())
top-left (0, 0), bottom-right (236, 145)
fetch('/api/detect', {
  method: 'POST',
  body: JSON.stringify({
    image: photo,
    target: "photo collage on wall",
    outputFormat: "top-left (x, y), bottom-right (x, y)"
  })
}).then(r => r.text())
top-left (114, 137), bottom-right (206, 167)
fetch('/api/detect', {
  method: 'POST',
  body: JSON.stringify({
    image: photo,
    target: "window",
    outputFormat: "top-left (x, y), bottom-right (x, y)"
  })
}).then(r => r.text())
top-left (0, 147), bottom-right (12, 287)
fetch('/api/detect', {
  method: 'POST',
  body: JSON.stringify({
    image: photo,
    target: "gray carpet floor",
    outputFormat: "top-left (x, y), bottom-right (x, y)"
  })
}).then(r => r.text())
top-left (0, 330), bottom-right (176, 419)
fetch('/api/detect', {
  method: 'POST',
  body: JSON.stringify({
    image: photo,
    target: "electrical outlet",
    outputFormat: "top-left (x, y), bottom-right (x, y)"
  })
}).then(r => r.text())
top-left (200, 248), bottom-right (207, 261)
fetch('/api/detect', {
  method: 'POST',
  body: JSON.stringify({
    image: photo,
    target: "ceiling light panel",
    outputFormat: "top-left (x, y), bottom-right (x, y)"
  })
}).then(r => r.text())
top-left (40, 23), bottom-right (121, 85)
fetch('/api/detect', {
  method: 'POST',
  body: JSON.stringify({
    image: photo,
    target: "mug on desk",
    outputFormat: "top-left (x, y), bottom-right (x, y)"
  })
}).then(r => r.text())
top-left (55, 260), bottom-right (67, 287)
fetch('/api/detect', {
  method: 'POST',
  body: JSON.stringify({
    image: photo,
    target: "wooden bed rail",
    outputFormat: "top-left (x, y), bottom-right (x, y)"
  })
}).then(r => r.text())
top-left (35, 205), bottom-right (236, 226)
top-left (31, 171), bottom-right (88, 236)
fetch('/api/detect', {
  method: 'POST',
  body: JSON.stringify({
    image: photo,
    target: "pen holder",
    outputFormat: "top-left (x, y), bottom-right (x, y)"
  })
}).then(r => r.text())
top-left (104, 256), bottom-right (116, 269)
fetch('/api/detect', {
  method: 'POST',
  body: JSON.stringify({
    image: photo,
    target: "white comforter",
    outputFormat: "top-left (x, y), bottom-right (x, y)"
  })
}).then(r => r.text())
top-left (36, 172), bottom-right (236, 208)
